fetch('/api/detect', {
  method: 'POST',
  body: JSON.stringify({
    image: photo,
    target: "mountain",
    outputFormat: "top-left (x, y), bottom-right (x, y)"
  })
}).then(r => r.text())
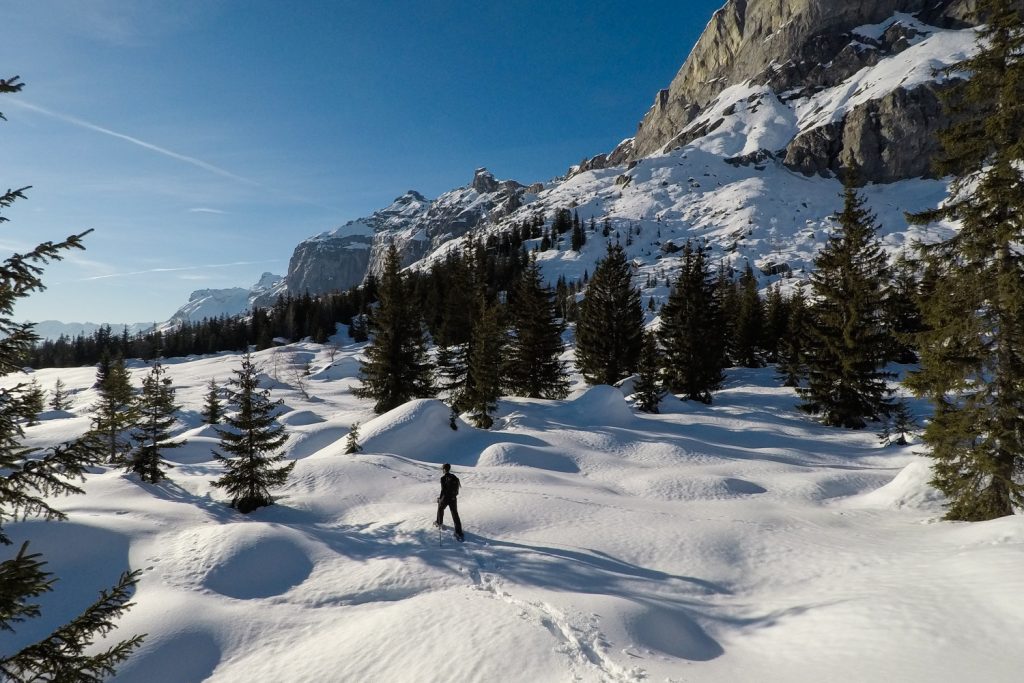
top-left (167, 0), bottom-right (997, 313)
top-left (162, 272), bottom-right (286, 328)
top-left (284, 168), bottom-right (529, 297)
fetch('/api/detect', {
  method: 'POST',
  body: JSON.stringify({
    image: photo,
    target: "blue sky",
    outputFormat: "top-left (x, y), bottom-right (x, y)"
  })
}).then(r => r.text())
top-left (2, 0), bottom-right (721, 324)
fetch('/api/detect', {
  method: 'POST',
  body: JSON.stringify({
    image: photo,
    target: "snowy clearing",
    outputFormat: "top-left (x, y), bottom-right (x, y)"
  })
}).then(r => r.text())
top-left (4, 342), bottom-right (1022, 682)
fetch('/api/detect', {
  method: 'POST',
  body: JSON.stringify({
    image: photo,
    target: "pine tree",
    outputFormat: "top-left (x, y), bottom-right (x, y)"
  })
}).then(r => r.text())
top-left (762, 283), bottom-right (788, 363)
top-left (22, 379), bottom-right (45, 426)
top-left (658, 241), bottom-right (725, 403)
top-left (126, 362), bottom-right (181, 483)
top-left (90, 357), bottom-right (136, 463)
top-left (634, 331), bottom-right (664, 413)
top-left (464, 302), bottom-right (506, 429)
top-left (576, 243), bottom-right (644, 385)
top-left (732, 263), bottom-right (765, 368)
top-left (799, 178), bottom-right (893, 428)
top-left (435, 342), bottom-right (469, 411)
top-left (778, 288), bottom-right (809, 387)
top-left (344, 422), bottom-right (362, 454)
top-left (49, 377), bottom-right (71, 411)
top-left (355, 244), bottom-right (435, 413)
top-left (885, 255), bottom-right (924, 364)
top-left (905, 0), bottom-right (1024, 520)
top-left (212, 353), bottom-right (294, 513)
top-left (202, 377), bottom-right (223, 425)
top-left (0, 73), bottom-right (143, 678)
top-left (505, 259), bottom-right (569, 399)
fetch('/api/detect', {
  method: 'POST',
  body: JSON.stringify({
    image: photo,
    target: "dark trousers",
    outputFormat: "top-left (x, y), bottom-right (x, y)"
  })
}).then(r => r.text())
top-left (436, 497), bottom-right (462, 535)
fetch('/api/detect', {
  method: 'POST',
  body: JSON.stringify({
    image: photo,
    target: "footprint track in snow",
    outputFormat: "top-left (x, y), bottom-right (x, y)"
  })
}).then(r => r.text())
top-left (456, 539), bottom-right (645, 682)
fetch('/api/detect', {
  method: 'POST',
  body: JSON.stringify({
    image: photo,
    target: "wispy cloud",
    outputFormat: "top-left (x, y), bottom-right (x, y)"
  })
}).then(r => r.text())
top-left (62, 259), bottom-right (283, 283)
top-left (188, 207), bottom-right (228, 215)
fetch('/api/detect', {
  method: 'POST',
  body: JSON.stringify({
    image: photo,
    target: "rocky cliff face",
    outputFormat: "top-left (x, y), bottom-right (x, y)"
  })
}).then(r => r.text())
top-left (624, 0), bottom-right (981, 182)
top-left (282, 169), bottom-right (526, 298)
top-left (364, 168), bottom-right (525, 280)
top-left (164, 272), bottom-right (285, 329)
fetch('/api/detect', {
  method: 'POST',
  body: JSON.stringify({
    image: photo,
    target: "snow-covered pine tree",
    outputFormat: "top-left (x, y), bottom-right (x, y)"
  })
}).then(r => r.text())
top-left (0, 73), bottom-right (143, 679)
top-left (634, 331), bottom-right (664, 413)
top-left (344, 422), bottom-right (362, 454)
top-left (126, 362), bottom-right (181, 483)
top-left (464, 302), bottom-right (506, 429)
top-left (202, 377), bottom-right (223, 425)
top-left (90, 356), bottom-right (136, 463)
top-left (49, 377), bottom-right (71, 411)
top-left (212, 353), bottom-right (294, 513)
top-left (505, 258), bottom-right (569, 399)
top-left (906, 0), bottom-right (1024, 520)
top-left (575, 243), bottom-right (644, 386)
top-left (798, 177), bottom-right (893, 428)
top-left (355, 244), bottom-right (435, 413)
top-left (658, 240), bottom-right (725, 404)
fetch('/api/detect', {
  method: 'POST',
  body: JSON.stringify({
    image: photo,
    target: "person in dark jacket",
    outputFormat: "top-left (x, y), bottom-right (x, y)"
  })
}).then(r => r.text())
top-left (434, 463), bottom-right (463, 540)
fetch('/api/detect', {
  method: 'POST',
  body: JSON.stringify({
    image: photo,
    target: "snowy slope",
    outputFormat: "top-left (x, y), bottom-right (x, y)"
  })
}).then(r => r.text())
top-left (162, 272), bottom-right (286, 329)
top-left (4, 345), bottom-right (1022, 682)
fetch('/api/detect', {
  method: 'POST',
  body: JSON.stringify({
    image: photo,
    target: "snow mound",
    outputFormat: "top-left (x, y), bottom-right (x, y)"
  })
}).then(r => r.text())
top-left (116, 630), bottom-right (221, 683)
top-left (161, 524), bottom-right (315, 598)
top-left (621, 601), bottom-right (722, 661)
top-left (846, 458), bottom-right (946, 512)
top-left (563, 385), bottom-right (635, 426)
top-left (358, 399), bottom-right (477, 465)
top-left (279, 409), bottom-right (325, 426)
top-left (477, 442), bottom-right (579, 473)
top-left (163, 436), bottom-right (218, 465)
top-left (621, 473), bottom-right (767, 501)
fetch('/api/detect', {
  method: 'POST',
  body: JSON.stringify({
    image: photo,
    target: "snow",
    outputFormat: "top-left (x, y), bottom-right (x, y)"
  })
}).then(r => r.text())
top-left (4, 346), bottom-right (1022, 682)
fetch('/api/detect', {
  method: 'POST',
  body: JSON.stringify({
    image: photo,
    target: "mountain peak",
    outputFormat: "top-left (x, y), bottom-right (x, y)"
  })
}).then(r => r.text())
top-left (472, 167), bottom-right (499, 194)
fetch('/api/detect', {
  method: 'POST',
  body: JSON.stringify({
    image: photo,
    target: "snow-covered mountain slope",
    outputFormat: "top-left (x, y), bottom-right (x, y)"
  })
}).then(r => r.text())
top-left (6, 345), bottom-right (1022, 682)
top-left (266, 8), bottom-right (975, 308)
top-left (162, 272), bottom-right (285, 329)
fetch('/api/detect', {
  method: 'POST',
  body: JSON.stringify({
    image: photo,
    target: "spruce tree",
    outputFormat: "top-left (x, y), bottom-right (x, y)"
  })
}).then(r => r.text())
top-left (762, 283), bottom-right (788, 363)
top-left (778, 288), bottom-right (809, 387)
top-left (505, 259), bottom-right (569, 399)
top-left (202, 378), bottom-right (223, 425)
top-left (355, 244), bottom-right (435, 413)
top-left (344, 422), bottom-right (362, 454)
top-left (0, 74), bottom-right (142, 678)
top-left (799, 179), bottom-right (893, 428)
top-left (732, 263), bottom-right (765, 368)
top-left (906, 0), bottom-right (1024, 520)
top-left (212, 353), bottom-right (294, 513)
top-left (575, 243), bottom-right (644, 385)
top-left (126, 362), bottom-right (181, 484)
top-left (90, 357), bottom-right (135, 463)
top-left (464, 302), bottom-right (506, 429)
top-left (634, 331), bottom-right (664, 413)
top-left (49, 377), bottom-right (71, 411)
top-left (658, 241), bottom-right (725, 403)
top-left (885, 255), bottom-right (924, 364)
top-left (22, 379), bottom-right (45, 426)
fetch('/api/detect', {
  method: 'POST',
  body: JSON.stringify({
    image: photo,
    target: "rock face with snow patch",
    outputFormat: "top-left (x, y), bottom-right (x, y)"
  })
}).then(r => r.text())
top-left (284, 169), bottom-right (524, 297)
top-left (165, 272), bottom-right (285, 327)
top-left (627, 0), bottom-right (984, 182)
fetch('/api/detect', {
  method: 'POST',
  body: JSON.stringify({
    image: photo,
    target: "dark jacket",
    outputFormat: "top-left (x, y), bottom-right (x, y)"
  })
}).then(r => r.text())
top-left (439, 472), bottom-right (460, 503)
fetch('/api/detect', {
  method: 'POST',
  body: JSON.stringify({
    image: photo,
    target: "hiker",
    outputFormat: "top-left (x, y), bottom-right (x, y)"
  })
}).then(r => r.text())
top-left (434, 463), bottom-right (463, 541)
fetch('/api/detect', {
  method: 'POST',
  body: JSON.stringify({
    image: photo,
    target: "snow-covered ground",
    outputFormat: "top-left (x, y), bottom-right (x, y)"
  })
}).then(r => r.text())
top-left (4, 341), bottom-right (1022, 682)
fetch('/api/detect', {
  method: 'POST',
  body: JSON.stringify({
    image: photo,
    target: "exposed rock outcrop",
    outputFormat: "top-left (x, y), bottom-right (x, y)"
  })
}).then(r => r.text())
top-left (627, 0), bottom-right (985, 182)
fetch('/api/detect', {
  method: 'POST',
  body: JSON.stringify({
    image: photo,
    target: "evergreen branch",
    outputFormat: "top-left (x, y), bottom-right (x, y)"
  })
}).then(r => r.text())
top-left (0, 542), bottom-right (55, 633)
top-left (0, 569), bottom-right (145, 683)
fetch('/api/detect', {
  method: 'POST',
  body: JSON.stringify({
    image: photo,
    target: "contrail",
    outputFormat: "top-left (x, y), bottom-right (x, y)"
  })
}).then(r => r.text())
top-left (66, 259), bottom-right (284, 283)
top-left (10, 99), bottom-right (261, 186)
top-left (9, 100), bottom-right (343, 212)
